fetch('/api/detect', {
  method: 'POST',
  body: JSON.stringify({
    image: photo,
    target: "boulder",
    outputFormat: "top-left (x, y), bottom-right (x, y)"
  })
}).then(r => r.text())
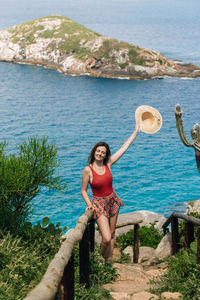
top-left (123, 246), bottom-right (156, 263)
top-left (110, 292), bottom-right (131, 300)
top-left (155, 233), bottom-right (172, 260)
top-left (116, 211), bottom-right (166, 236)
top-left (95, 210), bottom-right (167, 245)
top-left (161, 291), bottom-right (182, 299)
top-left (186, 199), bottom-right (200, 215)
top-left (123, 246), bottom-right (133, 263)
top-left (131, 291), bottom-right (158, 299)
top-left (138, 246), bottom-right (156, 263)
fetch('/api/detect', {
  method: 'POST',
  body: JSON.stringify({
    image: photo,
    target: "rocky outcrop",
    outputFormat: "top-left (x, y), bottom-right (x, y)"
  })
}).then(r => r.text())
top-left (116, 210), bottom-right (167, 235)
top-left (123, 232), bottom-right (172, 263)
top-left (187, 199), bottom-right (200, 215)
top-left (95, 210), bottom-right (166, 245)
top-left (0, 15), bottom-right (200, 80)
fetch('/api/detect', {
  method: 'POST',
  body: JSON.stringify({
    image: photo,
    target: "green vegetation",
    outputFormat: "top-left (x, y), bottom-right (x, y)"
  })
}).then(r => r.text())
top-left (0, 136), bottom-right (116, 299)
top-left (150, 244), bottom-right (200, 300)
top-left (0, 137), bottom-right (66, 233)
top-left (119, 62), bottom-right (129, 69)
top-left (0, 218), bottom-right (63, 300)
top-left (74, 244), bottom-right (118, 299)
top-left (116, 225), bottom-right (162, 252)
top-left (150, 214), bottom-right (200, 299)
top-left (0, 222), bottom-right (116, 299)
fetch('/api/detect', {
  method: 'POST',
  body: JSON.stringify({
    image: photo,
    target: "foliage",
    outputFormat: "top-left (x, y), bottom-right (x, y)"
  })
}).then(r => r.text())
top-left (119, 62), bottom-right (129, 69)
top-left (0, 217), bottom-right (63, 300)
top-left (73, 243), bottom-right (118, 299)
top-left (116, 225), bottom-right (162, 251)
top-left (150, 231), bottom-right (200, 299)
top-left (0, 216), bottom-right (116, 300)
top-left (0, 137), bottom-right (66, 233)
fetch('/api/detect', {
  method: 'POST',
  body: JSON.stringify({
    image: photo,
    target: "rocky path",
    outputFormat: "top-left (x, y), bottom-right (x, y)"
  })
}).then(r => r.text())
top-left (103, 250), bottom-right (181, 300)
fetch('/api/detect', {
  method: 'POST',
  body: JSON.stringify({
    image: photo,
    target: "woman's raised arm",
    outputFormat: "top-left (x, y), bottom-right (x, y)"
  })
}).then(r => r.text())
top-left (109, 124), bottom-right (140, 166)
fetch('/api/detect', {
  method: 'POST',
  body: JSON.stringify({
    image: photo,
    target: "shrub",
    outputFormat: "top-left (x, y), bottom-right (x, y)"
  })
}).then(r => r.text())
top-left (150, 245), bottom-right (200, 299)
top-left (116, 225), bottom-right (162, 251)
top-left (0, 137), bottom-right (66, 233)
top-left (0, 218), bottom-right (63, 300)
top-left (74, 243), bottom-right (118, 299)
top-left (150, 214), bottom-right (200, 300)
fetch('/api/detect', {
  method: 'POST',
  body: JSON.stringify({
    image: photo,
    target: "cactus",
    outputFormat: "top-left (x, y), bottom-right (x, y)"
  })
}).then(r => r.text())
top-left (175, 104), bottom-right (200, 172)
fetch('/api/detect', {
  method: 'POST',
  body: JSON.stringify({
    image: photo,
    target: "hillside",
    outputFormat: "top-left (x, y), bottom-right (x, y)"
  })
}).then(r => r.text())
top-left (0, 15), bottom-right (200, 79)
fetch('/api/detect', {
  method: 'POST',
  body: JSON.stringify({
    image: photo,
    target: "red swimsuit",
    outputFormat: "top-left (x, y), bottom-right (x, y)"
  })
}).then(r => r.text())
top-left (89, 165), bottom-right (124, 220)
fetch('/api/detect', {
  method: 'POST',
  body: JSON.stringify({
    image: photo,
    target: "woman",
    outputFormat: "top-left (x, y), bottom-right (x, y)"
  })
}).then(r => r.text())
top-left (81, 124), bottom-right (140, 265)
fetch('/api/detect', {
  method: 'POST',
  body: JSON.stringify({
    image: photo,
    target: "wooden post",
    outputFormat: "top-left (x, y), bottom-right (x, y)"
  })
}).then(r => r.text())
top-left (79, 223), bottom-right (90, 287)
top-left (89, 218), bottom-right (95, 253)
top-left (171, 216), bottom-right (179, 254)
top-left (197, 227), bottom-right (200, 264)
top-left (184, 222), bottom-right (194, 249)
top-left (133, 224), bottom-right (139, 263)
top-left (62, 253), bottom-right (74, 300)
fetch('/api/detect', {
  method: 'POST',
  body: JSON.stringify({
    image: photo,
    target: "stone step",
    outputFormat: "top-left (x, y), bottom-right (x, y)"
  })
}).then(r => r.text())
top-left (103, 262), bottom-right (181, 300)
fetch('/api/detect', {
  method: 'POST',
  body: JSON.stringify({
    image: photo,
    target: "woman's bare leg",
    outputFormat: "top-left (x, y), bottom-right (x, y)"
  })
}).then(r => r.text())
top-left (96, 211), bottom-right (119, 263)
top-left (96, 214), bottom-right (111, 261)
top-left (107, 210), bottom-right (119, 263)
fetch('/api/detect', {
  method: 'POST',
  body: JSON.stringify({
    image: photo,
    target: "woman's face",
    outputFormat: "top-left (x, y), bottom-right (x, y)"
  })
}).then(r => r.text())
top-left (94, 146), bottom-right (107, 161)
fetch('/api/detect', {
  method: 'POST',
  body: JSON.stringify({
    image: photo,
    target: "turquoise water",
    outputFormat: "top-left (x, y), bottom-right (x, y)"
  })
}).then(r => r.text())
top-left (0, 0), bottom-right (200, 228)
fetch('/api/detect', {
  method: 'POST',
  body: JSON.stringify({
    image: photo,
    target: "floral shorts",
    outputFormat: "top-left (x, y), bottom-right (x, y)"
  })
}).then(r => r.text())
top-left (92, 190), bottom-right (124, 220)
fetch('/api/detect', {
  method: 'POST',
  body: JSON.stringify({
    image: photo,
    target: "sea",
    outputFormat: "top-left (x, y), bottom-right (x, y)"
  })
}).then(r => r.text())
top-left (0, 0), bottom-right (200, 229)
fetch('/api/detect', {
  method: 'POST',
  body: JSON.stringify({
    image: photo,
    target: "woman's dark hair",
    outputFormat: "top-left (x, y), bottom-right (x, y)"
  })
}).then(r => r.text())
top-left (88, 142), bottom-right (111, 165)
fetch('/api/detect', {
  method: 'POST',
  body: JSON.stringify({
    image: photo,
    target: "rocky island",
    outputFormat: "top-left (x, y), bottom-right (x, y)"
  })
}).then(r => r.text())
top-left (0, 15), bottom-right (200, 80)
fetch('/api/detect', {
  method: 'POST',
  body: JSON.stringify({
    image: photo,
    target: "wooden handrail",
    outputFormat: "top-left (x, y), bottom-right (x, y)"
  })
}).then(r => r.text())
top-left (116, 219), bottom-right (143, 228)
top-left (24, 212), bottom-right (142, 300)
top-left (162, 211), bottom-right (200, 263)
top-left (163, 212), bottom-right (200, 231)
top-left (24, 209), bottom-right (93, 300)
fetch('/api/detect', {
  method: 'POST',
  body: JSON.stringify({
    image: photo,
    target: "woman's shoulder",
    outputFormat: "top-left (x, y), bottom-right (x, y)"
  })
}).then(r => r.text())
top-left (83, 165), bottom-right (92, 175)
top-left (106, 161), bottom-right (112, 169)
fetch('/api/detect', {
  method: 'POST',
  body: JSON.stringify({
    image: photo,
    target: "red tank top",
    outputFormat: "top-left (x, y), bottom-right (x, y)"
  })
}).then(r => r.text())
top-left (89, 164), bottom-right (113, 197)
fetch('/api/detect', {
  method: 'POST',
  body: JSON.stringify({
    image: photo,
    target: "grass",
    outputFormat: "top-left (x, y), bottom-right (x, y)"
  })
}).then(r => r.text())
top-left (149, 214), bottom-right (200, 299)
top-left (0, 229), bottom-right (61, 300)
top-left (0, 221), bottom-right (118, 300)
top-left (74, 243), bottom-right (118, 299)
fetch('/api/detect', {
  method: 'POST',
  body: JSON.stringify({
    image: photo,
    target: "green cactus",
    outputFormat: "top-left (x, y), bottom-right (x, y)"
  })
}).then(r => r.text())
top-left (175, 104), bottom-right (200, 172)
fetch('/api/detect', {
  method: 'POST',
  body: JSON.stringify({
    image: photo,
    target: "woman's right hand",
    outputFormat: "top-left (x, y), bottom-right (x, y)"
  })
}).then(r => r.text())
top-left (85, 205), bottom-right (94, 212)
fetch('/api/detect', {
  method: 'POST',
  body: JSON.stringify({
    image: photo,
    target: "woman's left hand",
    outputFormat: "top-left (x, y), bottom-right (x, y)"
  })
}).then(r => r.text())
top-left (135, 123), bottom-right (140, 134)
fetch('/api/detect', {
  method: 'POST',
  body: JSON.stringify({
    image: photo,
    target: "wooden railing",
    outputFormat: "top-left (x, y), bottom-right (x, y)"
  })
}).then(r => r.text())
top-left (162, 212), bottom-right (200, 263)
top-left (24, 211), bottom-right (142, 300)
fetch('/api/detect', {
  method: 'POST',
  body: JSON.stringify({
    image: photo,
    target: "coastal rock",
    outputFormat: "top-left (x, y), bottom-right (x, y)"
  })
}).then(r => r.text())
top-left (131, 291), bottom-right (158, 299)
top-left (161, 291), bottom-right (182, 299)
top-left (138, 246), bottom-right (156, 263)
top-left (155, 233), bottom-right (172, 260)
top-left (123, 233), bottom-right (172, 263)
top-left (186, 199), bottom-right (200, 215)
top-left (116, 210), bottom-right (166, 236)
top-left (1, 16), bottom-right (200, 80)
top-left (123, 246), bottom-right (156, 263)
top-left (95, 210), bottom-right (166, 245)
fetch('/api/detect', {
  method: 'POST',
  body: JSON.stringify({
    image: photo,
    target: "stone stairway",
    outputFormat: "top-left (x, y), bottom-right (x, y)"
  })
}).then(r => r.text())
top-left (103, 251), bottom-right (181, 300)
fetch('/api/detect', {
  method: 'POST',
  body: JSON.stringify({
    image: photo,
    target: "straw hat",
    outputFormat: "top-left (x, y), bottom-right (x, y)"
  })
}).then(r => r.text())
top-left (135, 105), bottom-right (162, 134)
